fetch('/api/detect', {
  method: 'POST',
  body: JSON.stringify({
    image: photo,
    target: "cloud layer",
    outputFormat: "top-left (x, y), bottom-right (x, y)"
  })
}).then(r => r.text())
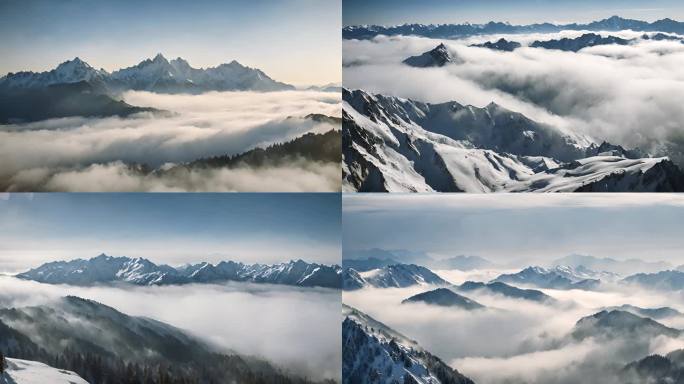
top-left (343, 31), bottom-right (684, 164)
top-left (0, 90), bottom-right (341, 191)
top-left (344, 270), bottom-right (684, 384)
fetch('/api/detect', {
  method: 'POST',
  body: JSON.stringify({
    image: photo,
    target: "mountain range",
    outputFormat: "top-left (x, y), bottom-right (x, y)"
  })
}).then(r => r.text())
top-left (16, 253), bottom-right (341, 289)
top-left (472, 33), bottom-right (682, 53)
top-left (343, 16), bottom-right (684, 40)
top-left (0, 295), bottom-right (330, 384)
top-left (343, 87), bottom-right (684, 192)
top-left (0, 54), bottom-right (295, 123)
top-left (342, 264), bottom-right (449, 290)
top-left (342, 305), bottom-right (474, 384)
top-left (622, 270), bottom-right (684, 291)
top-left (571, 309), bottom-right (681, 341)
top-left (343, 251), bottom-right (493, 271)
top-left (0, 54), bottom-right (294, 94)
top-left (551, 254), bottom-right (672, 276)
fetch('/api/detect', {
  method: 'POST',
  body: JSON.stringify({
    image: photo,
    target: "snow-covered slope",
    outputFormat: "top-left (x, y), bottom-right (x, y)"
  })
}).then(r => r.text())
top-left (1, 358), bottom-right (88, 384)
top-left (402, 43), bottom-right (456, 67)
top-left (342, 305), bottom-right (474, 384)
top-left (343, 88), bottom-right (684, 192)
top-left (16, 254), bottom-right (341, 289)
top-left (342, 264), bottom-right (449, 290)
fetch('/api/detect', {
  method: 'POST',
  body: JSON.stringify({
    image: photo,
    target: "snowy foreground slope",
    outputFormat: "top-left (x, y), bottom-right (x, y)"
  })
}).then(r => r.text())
top-left (1, 358), bottom-right (88, 384)
top-left (342, 305), bottom-right (474, 384)
top-left (343, 88), bottom-right (684, 192)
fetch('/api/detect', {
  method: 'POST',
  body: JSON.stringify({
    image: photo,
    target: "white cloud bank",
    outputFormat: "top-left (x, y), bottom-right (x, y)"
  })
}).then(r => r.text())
top-left (343, 31), bottom-right (684, 164)
top-left (0, 90), bottom-right (341, 191)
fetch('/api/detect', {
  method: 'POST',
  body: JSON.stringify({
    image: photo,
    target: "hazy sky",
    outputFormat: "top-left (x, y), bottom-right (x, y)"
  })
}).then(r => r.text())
top-left (0, 0), bottom-right (341, 86)
top-left (343, 194), bottom-right (684, 266)
top-left (0, 193), bottom-right (341, 272)
top-left (343, 0), bottom-right (684, 26)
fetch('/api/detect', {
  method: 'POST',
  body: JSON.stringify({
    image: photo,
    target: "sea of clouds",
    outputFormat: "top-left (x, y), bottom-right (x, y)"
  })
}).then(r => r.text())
top-left (0, 90), bottom-right (341, 191)
top-left (343, 266), bottom-right (684, 384)
top-left (343, 30), bottom-right (684, 164)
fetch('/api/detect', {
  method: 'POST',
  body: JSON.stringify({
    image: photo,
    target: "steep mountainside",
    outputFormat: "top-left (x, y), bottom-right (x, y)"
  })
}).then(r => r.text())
top-left (342, 305), bottom-right (475, 384)
top-left (17, 253), bottom-right (341, 289)
top-left (0, 296), bottom-right (329, 384)
top-left (343, 88), bottom-right (684, 192)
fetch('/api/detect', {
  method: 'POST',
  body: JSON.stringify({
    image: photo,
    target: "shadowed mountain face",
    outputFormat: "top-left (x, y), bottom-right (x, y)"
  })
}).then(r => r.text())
top-left (0, 296), bottom-right (330, 384)
top-left (343, 16), bottom-right (684, 39)
top-left (402, 288), bottom-right (484, 310)
top-left (403, 44), bottom-right (456, 67)
top-left (471, 38), bottom-right (521, 51)
top-left (17, 253), bottom-right (341, 289)
top-left (622, 270), bottom-right (684, 291)
top-left (342, 305), bottom-right (475, 384)
top-left (571, 310), bottom-right (681, 341)
top-left (0, 81), bottom-right (156, 124)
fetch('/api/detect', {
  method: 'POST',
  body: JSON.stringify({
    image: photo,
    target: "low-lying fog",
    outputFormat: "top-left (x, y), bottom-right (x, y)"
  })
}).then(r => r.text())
top-left (0, 276), bottom-right (341, 382)
top-left (0, 90), bottom-right (341, 191)
top-left (343, 268), bottom-right (684, 384)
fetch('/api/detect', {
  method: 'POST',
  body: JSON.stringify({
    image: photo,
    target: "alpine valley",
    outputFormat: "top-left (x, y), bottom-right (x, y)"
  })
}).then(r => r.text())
top-left (342, 16), bottom-right (684, 192)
